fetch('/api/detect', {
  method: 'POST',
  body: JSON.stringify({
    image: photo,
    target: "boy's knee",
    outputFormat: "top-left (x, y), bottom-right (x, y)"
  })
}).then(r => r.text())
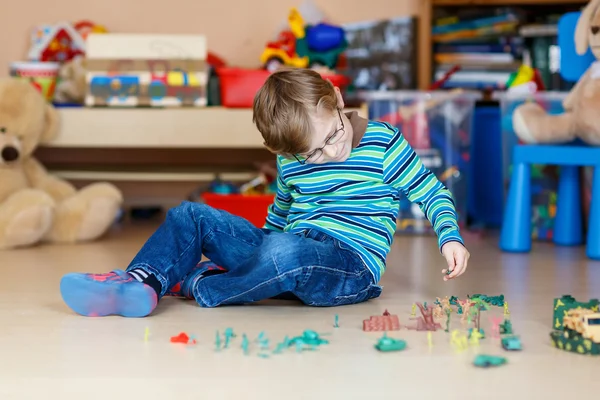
top-left (167, 201), bottom-right (216, 222)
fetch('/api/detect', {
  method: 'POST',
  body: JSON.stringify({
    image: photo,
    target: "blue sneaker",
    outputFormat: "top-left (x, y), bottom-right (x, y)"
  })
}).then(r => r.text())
top-left (60, 269), bottom-right (158, 317)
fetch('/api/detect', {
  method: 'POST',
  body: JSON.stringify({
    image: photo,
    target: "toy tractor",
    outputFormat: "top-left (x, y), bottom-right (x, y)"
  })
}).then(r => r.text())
top-left (260, 8), bottom-right (347, 72)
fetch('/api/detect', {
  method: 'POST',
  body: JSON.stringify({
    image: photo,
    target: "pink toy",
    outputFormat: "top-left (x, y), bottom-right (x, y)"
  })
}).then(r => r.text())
top-left (489, 316), bottom-right (503, 339)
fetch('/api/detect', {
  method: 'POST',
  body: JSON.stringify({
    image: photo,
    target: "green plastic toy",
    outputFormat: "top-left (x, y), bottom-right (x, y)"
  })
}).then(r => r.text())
top-left (374, 333), bottom-right (407, 352)
top-left (552, 295), bottom-right (599, 330)
top-left (499, 319), bottom-right (513, 335)
top-left (473, 354), bottom-right (507, 368)
top-left (501, 336), bottom-right (522, 351)
top-left (549, 330), bottom-right (600, 355)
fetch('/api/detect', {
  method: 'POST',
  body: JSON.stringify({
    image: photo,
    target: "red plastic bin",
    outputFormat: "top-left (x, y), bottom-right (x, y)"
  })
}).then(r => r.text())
top-left (216, 67), bottom-right (350, 108)
top-left (201, 192), bottom-right (275, 228)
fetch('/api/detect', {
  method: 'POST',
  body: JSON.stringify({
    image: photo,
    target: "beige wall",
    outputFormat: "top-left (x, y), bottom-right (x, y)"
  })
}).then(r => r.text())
top-left (0, 0), bottom-right (426, 85)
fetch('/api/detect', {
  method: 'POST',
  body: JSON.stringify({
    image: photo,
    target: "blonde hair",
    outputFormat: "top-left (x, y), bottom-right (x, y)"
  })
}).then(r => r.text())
top-left (252, 68), bottom-right (338, 157)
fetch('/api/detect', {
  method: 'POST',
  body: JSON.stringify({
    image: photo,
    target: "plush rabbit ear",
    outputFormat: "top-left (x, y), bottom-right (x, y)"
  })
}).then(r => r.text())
top-left (575, 0), bottom-right (600, 55)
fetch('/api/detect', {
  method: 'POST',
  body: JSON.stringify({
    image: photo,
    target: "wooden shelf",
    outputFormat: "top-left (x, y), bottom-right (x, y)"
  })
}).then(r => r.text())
top-left (421, 0), bottom-right (588, 89)
top-left (433, 0), bottom-right (586, 5)
top-left (47, 106), bottom-right (366, 149)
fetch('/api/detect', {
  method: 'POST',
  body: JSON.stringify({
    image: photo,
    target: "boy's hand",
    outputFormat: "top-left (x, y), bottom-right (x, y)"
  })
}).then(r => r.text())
top-left (441, 241), bottom-right (470, 281)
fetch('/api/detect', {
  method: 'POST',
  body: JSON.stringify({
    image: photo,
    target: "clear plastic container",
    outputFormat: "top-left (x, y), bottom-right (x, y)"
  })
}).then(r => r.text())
top-left (360, 90), bottom-right (481, 235)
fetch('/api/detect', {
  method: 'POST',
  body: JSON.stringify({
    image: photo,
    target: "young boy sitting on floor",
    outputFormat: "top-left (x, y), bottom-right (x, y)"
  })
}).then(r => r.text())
top-left (60, 68), bottom-right (470, 317)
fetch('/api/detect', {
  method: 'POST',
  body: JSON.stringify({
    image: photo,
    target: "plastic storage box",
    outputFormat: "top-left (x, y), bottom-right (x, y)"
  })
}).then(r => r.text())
top-left (361, 90), bottom-right (480, 235)
top-left (201, 192), bottom-right (275, 228)
top-left (496, 91), bottom-right (568, 241)
top-left (216, 67), bottom-right (350, 108)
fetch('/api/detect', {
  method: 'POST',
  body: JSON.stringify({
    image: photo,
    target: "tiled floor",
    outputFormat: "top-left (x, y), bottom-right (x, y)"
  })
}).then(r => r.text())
top-left (1, 221), bottom-right (598, 399)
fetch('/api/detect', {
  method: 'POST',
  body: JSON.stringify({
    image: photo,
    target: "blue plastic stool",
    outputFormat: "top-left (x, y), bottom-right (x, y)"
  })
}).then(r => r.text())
top-left (499, 145), bottom-right (600, 259)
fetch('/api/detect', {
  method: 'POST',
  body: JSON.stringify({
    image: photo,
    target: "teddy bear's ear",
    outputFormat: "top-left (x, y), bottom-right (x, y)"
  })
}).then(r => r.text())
top-left (40, 103), bottom-right (60, 144)
top-left (575, 0), bottom-right (600, 55)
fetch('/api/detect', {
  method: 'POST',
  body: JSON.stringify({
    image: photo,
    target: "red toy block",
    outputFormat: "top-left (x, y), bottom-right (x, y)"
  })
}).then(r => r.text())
top-left (363, 311), bottom-right (401, 331)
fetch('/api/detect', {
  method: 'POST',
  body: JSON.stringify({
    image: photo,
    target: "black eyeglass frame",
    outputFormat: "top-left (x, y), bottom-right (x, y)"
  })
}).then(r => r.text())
top-left (294, 108), bottom-right (345, 165)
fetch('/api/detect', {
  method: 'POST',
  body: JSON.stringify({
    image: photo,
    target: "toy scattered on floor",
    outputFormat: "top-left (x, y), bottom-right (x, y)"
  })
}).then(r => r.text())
top-left (450, 329), bottom-right (468, 352)
top-left (334, 314), bottom-right (339, 328)
top-left (223, 328), bottom-right (236, 348)
top-left (406, 303), bottom-right (442, 331)
top-left (374, 333), bottom-right (407, 352)
top-left (553, 295), bottom-right (599, 330)
top-left (499, 319), bottom-right (513, 335)
top-left (473, 354), bottom-right (507, 368)
top-left (468, 327), bottom-right (485, 340)
top-left (445, 308), bottom-right (452, 332)
top-left (144, 327), bottom-right (150, 342)
top-left (458, 299), bottom-right (473, 321)
top-left (501, 336), bottom-right (522, 351)
top-left (489, 316), bottom-right (503, 339)
top-left (288, 330), bottom-right (329, 352)
top-left (363, 310), bottom-right (401, 331)
top-left (411, 303), bottom-right (417, 317)
top-left (550, 307), bottom-right (600, 356)
top-left (255, 331), bottom-right (270, 350)
top-left (215, 330), bottom-right (222, 351)
top-left (469, 298), bottom-right (491, 333)
top-left (242, 334), bottom-right (250, 355)
top-left (504, 301), bottom-right (510, 316)
top-left (427, 332), bottom-right (433, 348)
top-left (469, 329), bottom-right (483, 346)
top-left (469, 294), bottom-right (505, 307)
top-left (170, 332), bottom-right (196, 345)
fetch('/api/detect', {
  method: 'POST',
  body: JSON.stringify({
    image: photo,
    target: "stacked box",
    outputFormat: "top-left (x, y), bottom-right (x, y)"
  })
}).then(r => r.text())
top-left (497, 91), bottom-right (567, 241)
top-left (85, 33), bottom-right (207, 107)
top-left (362, 90), bottom-right (479, 235)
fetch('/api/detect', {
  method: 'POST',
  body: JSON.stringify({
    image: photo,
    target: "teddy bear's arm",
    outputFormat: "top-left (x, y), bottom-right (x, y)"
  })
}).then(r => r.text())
top-left (563, 67), bottom-right (591, 111)
top-left (23, 157), bottom-right (77, 202)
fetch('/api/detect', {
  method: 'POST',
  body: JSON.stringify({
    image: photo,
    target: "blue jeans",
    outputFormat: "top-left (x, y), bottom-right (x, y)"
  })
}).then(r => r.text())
top-left (126, 201), bottom-right (382, 307)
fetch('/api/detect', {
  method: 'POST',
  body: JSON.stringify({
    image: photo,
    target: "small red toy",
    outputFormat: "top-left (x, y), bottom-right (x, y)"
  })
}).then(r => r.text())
top-left (363, 310), bottom-right (401, 331)
top-left (170, 332), bottom-right (196, 344)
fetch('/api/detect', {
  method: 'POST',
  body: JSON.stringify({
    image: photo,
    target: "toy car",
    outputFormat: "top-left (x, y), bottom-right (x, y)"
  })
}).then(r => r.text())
top-left (473, 354), bottom-right (507, 368)
top-left (501, 335), bottom-right (522, 351)
top-left (374, 335), bottom-right (407, 352)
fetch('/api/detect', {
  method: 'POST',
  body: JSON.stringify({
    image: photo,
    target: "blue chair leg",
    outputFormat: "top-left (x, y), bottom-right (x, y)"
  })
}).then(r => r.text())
top-left (500, 162), bottom-right (531, 252)
top-left (587, 167), bottom-right (600, 260)
top-left (554, 165), bottom-right (583, 246)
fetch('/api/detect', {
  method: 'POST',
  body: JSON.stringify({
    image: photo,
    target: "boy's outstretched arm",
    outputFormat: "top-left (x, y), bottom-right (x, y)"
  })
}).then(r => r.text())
top-left (263, 158), bottom-right (292, 232)
top-left (382, 126), bottom-right (470, 280)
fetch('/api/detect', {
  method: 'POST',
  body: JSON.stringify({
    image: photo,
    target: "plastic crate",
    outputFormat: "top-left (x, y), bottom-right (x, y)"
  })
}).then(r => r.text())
top-left (201, 192), bottom-right (275, 228)
top-left (360, 90), bottom-right (480, 235)
top-left (216, 67), bottom-right (350, 108)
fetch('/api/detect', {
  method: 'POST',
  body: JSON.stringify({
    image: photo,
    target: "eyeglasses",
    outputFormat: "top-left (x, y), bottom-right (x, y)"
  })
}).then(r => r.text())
top-left (294, 108), bottom-right (345, 165)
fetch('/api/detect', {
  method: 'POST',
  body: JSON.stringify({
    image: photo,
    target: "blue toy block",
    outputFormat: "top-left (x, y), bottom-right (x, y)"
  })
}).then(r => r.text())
top-left (500, 145), bottom-right (600, 259)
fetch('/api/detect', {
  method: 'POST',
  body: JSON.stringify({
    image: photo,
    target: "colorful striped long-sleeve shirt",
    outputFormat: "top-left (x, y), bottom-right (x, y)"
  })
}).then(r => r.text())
top-left (264, 119), bottom-right (464, 283)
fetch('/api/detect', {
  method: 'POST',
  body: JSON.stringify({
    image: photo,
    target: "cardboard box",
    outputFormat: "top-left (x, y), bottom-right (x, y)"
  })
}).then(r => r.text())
top-left (85, 33), bottom-right (207, 107)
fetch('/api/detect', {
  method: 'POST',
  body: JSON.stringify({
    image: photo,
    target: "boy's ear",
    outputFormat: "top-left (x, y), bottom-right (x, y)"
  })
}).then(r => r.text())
top-left (334, 86), bottom-right (345, 109)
